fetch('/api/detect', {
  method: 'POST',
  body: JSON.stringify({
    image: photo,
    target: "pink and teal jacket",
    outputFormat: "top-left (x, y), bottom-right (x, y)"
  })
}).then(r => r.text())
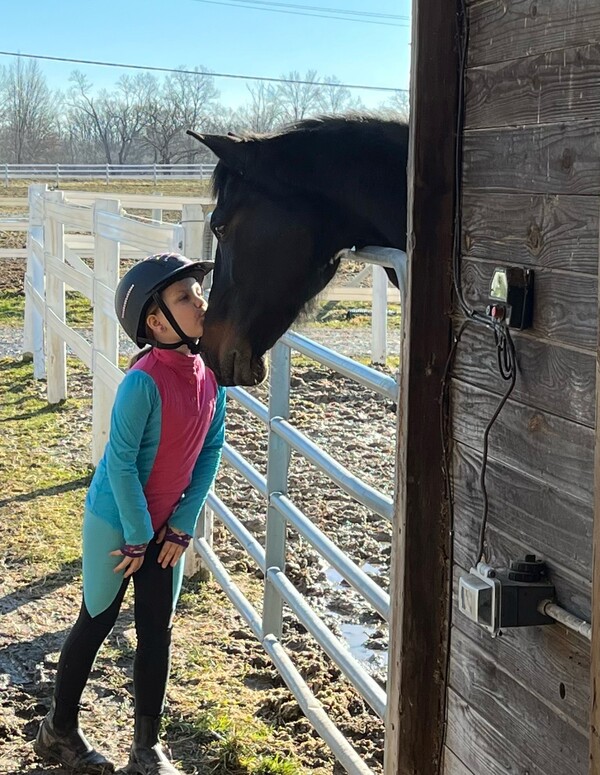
top-left (85, 348), bottom-right (226, 545)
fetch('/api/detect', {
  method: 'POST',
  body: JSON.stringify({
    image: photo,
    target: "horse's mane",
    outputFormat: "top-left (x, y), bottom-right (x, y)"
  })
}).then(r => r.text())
top-left (212, 113), bottom-right (408, 199)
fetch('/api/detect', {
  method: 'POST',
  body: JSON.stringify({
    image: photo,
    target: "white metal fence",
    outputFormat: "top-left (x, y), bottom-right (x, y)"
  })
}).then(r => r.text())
top-left (22, 183), bottom-right (406, 775)
top-left (3, 162), bottom-right (217, 186)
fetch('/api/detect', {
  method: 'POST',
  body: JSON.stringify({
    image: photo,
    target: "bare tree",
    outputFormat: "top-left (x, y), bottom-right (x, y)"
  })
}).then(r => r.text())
top-left (67, 72), bottom-right (117, 163)
top-left (0, 57), bottom-right (59, 163)
top-left (318, 76), bottom-right (364, 114)
top-left (142, 67), bottom-right (219, 164)
top-left (276, 70), bottom-right (323, 123)
top-left (379, 90), bottom-right (410, 121)
top-left (232, 82), bottom-right (282, 133)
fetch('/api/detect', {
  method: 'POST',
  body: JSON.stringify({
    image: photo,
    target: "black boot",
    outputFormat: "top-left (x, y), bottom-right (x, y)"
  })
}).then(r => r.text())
top-left (122, 715), bottom-right (180, 775)
top-left (34, 698), bottom-right (114, 774)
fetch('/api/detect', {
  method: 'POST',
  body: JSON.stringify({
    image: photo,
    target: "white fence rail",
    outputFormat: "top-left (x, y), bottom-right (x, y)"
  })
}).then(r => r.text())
top-left (23, 183), bottom-right (405, 775)
top-left (3, 162), bottom-right (216, 185)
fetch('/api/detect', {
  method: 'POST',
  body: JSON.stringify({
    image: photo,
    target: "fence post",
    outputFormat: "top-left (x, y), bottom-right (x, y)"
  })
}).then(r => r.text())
top-left (55, 163), bottom-right (60, 188)
top-left (200, 205), bottom-right (215, 295)
top-left (45, 190), bottom-right (67, 403)
top-left (23, 184), bottom-right (48, 378)
top-left (152, 192), bottom-right (163, 223)
top-left (105, 164), bottom-right (110, 185)
top-left (263, 341), bottom-right (292, 638)
top-left (181, 203), bottom-right (204, 260)
top-left (371, 265), bottom-right (388, 365)
top-left (153, 163), bottom-right (157, 185)
top-left (4, 164), bottom-right (8, 187)
top-left (91, 199), bottom-right (121, 465)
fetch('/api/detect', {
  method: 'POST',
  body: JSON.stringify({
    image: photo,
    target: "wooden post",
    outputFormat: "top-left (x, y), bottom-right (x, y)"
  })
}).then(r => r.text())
top-left (383, 0), bottom-right (458, 772)
top-left (45, 190), bottom-right (67, 404)
top-left (590, 206), bottom-right (600, 773)
top-left (92, 199), bottom-right (120, 465)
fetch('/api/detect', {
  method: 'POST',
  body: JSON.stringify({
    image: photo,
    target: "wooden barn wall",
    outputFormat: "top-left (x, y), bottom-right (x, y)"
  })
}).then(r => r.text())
top-left (444, 1), bottom-right (600, 773)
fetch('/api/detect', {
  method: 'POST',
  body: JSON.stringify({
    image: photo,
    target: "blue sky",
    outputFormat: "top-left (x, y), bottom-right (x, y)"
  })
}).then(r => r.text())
top-left (0, 0), bottom-right (411, 110)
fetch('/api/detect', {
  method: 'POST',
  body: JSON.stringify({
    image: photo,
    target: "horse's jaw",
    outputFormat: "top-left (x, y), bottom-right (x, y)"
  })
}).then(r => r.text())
top-left (218, 349), bottom-right (268, 387)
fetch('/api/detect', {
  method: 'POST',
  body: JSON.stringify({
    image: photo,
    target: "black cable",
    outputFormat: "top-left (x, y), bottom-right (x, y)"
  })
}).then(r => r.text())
top-left (192, 0), bottom-right (410, 25)
top-left (0, 50), bottom-right (403, 93)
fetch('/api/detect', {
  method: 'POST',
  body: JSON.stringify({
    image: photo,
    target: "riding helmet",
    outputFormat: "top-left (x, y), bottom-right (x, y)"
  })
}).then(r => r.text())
top-left (115, 253), bottom-right (214, 347)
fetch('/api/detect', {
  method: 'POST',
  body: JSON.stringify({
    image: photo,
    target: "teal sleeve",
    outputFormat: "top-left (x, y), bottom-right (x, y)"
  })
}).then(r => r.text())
top-left (169, 387), bottom-right (226, 536)
top-left (105, 370), bottom-right (158, 546)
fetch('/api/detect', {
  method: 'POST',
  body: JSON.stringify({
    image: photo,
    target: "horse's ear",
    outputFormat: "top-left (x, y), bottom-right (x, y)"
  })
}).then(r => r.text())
top-left (187, 130), bottom-right (250, 175)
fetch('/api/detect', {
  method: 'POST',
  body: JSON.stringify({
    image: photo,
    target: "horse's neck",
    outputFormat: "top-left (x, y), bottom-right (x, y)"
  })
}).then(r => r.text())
top-left (280, 132), bottom-right (406, 249)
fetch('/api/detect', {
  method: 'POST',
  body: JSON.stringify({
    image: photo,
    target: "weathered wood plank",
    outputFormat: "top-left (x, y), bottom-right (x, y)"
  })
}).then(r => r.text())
top-left (463, 123), bottom-right (600, 195)
top-left (462, 191), bottom-right (599, 274)
top-left (466, 45), bottom-right (600, 129)
top-left (453, 440), bottom-right (593, 580)
top-left (452, 321), bottom-right (595, 426)
top-left (446, 688), bottom-right (546, 775)
top-left (451, 380), bottom-right (595, 503)
top-left (460, 257), bottom-right (597, 350)
top-left (450, 628), bottom-right (588, 774)
top-left (452, 564), bottom-right (590, 731)
top-left (468, 0), bottom-right (600, 68)
top-left (589, 215), bottom-right (600, 772)
top-left (444, 748), bottom-right (475, 775)
top-left (384, 0), bottom-right (457, 772)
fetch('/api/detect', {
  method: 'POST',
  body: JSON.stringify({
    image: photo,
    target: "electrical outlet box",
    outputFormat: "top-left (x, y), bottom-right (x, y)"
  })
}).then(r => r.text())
top-left (486, 266), bottom-right (534, 330)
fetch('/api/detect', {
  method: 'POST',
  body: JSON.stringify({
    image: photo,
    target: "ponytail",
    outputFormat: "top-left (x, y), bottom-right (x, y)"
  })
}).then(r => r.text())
top-left (128, 346), bottom-right (153, 369)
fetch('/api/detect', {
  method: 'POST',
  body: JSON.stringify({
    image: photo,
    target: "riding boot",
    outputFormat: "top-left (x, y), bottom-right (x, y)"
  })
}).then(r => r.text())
top-left (122, 715), bottom-right (181, 775)
top-left (34, 698), bottom-right (114, 774)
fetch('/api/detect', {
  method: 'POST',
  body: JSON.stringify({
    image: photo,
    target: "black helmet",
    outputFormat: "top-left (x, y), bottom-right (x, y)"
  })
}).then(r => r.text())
top-left (115, 253), bottom-right (214, 349)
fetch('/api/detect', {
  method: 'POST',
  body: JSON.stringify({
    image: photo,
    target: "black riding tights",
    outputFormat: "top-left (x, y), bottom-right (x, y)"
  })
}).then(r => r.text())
top-left (53, 538), bottom-right (175, 731)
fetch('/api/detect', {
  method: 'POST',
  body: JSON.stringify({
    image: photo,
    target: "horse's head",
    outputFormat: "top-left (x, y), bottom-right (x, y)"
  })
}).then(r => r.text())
top-left (188, 117), bottom-right (407, 386)
top-left (188, 130), bottom-right (346, 386)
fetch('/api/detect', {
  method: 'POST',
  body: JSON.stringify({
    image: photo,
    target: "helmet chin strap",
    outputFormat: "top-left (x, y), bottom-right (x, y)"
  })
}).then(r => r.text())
top-left (141, 292), bottom-right (203, 355)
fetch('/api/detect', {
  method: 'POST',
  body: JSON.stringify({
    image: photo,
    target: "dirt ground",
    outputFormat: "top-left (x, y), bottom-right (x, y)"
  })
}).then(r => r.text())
top-left (0, 254), bottom-right (394, 774)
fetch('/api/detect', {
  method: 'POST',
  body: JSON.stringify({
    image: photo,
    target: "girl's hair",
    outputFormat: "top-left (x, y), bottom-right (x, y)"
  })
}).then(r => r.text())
top-left (128, 298), bottom-right (159, 369)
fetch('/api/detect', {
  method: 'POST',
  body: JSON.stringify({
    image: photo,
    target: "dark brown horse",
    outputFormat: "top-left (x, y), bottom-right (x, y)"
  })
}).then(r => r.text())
top-left (188, 115), bottom-right (408, 386)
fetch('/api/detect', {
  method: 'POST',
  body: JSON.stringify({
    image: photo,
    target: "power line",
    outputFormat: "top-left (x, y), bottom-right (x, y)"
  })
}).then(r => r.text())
top-left (191, 0), bottom-right (409, 25)
top-left (0, 51), bottom-right (407, 93)
top-left (203, 0), bottom-right (409, 20)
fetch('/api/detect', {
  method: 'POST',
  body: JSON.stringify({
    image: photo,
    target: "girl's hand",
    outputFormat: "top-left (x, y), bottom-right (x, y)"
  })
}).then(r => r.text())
top-left (110, 547), bottom-right (146, 578)
top-left (157, 525), bottom-right (189, 569)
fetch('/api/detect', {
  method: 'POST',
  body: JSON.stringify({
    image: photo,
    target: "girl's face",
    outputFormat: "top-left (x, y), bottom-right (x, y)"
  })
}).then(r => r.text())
top-left (147, 277), bottom-right (208, 345)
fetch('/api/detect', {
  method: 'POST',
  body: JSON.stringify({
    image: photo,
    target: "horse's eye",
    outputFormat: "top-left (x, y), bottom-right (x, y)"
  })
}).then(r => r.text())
top-left (213, 223), bottom-right (227, 241)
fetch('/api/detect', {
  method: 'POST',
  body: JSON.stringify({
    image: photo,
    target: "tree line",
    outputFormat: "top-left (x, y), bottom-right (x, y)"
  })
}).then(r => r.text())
top-left (0, 57), bottom-right (409, 165)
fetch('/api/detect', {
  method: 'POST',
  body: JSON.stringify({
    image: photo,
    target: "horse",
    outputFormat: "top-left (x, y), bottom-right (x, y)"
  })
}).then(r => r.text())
top-left (188, 115), bottom-right (408, 386)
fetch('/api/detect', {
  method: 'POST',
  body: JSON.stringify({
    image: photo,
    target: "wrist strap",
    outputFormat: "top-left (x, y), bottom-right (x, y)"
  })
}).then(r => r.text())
top-left (121, 543), bottom-right (147, 558)
top-left (165, 527), bottom-right (192, 548)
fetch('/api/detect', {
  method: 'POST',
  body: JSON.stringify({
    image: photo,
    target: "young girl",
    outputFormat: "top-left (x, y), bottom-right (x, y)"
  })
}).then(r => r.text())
top-left (35, 253), bottom-right (226, 775)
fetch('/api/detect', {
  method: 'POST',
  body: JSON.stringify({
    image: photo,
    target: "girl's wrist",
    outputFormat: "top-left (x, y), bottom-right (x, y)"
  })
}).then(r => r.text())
top-left (165, 527), bottom-right (192, 548)
top-left (122, 542), bottom-right (147, 558)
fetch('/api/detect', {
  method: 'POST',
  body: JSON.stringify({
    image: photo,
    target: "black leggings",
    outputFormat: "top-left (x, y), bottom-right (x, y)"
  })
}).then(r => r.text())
top-left (53, 537), bottom-right (177, 726)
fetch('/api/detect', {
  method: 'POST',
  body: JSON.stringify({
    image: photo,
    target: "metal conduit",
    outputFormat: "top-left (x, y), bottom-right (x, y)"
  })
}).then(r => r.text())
top-left (270, 417), bottom-right (394, 521)
top-left (267, 567), bottom-right (387, 720)
top-left (271, 493), bottom-right (390, 621)
top-left (281, 331), bottom-right (398, 403)
top-left (195, 538), bottom-right (376, 775)
top-left (538, 600), bottom-right (592, 641)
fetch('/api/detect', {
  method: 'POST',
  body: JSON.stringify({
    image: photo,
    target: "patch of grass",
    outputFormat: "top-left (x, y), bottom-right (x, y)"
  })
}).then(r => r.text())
top-left (2, 179), bottom-right (212, 198)
top-left (0, 290), bottom-right (24, 324)
top-left (0, 357), bottom-right (92, 567)
top-left (0, 290), bottom-right (93, 327)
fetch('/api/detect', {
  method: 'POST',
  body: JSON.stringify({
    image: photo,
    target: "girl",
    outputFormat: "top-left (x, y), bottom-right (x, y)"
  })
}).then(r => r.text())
top-left (35, 253), bottom-right (226, 775)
